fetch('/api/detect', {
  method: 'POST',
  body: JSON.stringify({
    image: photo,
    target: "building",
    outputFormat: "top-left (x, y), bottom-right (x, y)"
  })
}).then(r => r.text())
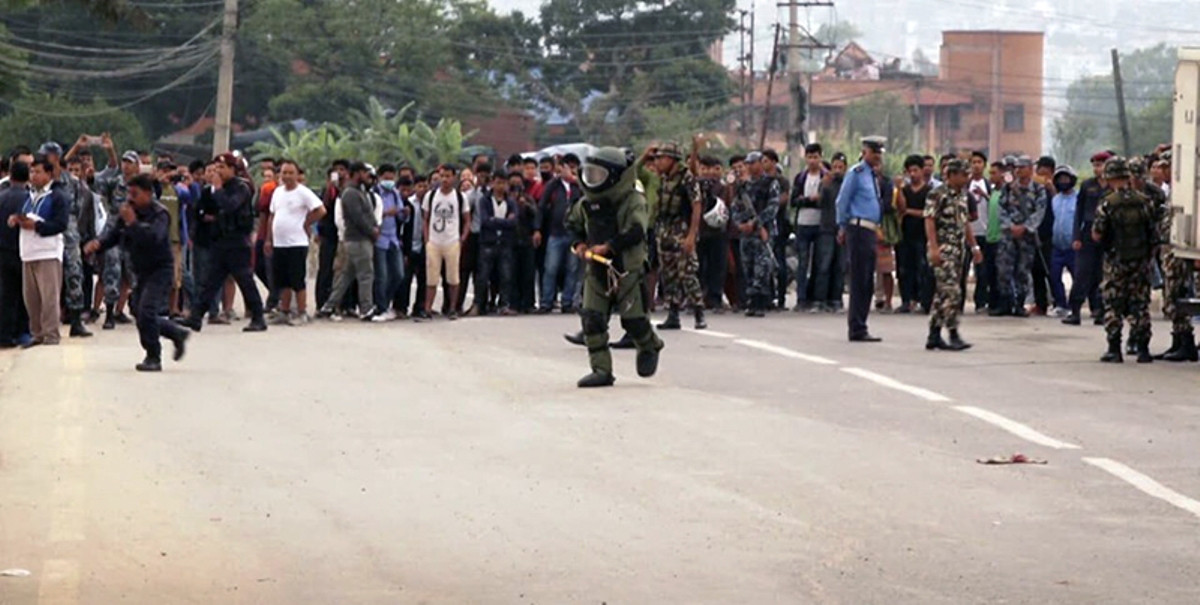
top-left (726, 31), bottom-right (1045, 158)
top-left (939, 30), bottom-right (1044, 157)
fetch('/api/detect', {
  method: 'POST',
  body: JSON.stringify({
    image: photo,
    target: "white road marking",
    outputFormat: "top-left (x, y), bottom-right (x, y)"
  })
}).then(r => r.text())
top-left (734, 339), bottom-right (838, 365)
top-left (1084, 457), bottom-right (1200, 518)
top-left (840, 367), bottom-right (950, 402)
top-left (685, 328), bottom-right (736, 339)
top-left (953, 405), bottom-right (1081, 450)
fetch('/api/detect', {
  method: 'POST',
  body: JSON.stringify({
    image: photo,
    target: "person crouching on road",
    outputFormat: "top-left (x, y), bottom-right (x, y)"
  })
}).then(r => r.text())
top-left (84, 174), bottom-right (189, 371)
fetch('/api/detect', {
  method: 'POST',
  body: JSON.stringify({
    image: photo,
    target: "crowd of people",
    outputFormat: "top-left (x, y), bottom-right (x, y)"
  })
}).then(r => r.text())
top-left (0, 129), bottom-right (1193, 372)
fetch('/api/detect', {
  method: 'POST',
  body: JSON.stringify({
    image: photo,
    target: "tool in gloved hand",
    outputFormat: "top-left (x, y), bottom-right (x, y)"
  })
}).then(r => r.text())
top-left (583, 250), bottom-right (627, 296)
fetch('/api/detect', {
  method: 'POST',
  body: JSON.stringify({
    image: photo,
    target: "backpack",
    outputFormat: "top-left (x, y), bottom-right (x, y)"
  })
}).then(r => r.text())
top-left (424, 187), bottom-right (465, 222)
top-left (1109, 191), bottom-right (1155, 263)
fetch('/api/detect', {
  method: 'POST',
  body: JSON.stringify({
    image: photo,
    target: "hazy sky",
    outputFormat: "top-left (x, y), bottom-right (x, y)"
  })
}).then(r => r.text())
top-left (488, 0), bottom-right (1196, 81)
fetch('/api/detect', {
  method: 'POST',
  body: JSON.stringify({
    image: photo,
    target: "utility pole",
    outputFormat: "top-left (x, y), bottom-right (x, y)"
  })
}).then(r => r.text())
top-left (212, 0), bottom-right (238, 156)
top-left (747, 8), bottom-right (756, 146)
top-left (1111, 48), bottom-right (1132, 157)
top-left (778, 0), bottom-right (834, 177)
top-left (738, 9), bottom-right (749, 139)
top-left (759, 23), bottom-right (782, 150)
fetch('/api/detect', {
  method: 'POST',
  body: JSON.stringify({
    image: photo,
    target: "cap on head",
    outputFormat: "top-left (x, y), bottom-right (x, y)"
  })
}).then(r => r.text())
top-left (943, 158), bottom-right (968, 175)
top-left (744, 151), bottom-right (764, 164)
top-left (37, 141), bottom-right (63, 157)
top-left (1090, 150), bottom-right (1114, 164)
top-left (1014, 155), bottom-right (1033, 168)
top-left (122, 150), bottom-right (141, 164)
top-left (1002, 155), bottom-right (1017, 168)
top-left (348, 161), bottom-right (370, 175)
top-left (861, 136), bottom-right (886, 153)
top-left (1103, 156), bottom-right (1130, 180)
top-left (655, 142), bottom-right (683, 161)
top-left (1127, 156), bottom-right (1147, 177)
top-left (214, 152), bottom-right (239, 169)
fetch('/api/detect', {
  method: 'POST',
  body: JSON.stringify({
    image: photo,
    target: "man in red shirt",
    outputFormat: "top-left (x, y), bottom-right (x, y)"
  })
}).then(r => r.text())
top-left (254, 158), bottom-right (279, 313)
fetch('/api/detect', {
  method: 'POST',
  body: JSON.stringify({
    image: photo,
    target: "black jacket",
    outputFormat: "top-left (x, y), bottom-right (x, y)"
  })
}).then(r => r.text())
top-left (0, 185), bottom-right (26, 253)
top-left (538, 177), bottom-right (581, 238)
top-left (478, 192), bottom-right (517, 247)
top-left (98, 202), bottom-right (173, 275)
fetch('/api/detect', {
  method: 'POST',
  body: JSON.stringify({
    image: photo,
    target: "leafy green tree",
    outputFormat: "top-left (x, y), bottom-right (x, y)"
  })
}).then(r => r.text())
top-left (249, 96), bottom-right (476, 189)
top-left (844, 92), bottom-right (913, 157)
top-left (1052, 43), bottom-right (1174, 165)
top-left (0, 92), bottom-right (149, 152)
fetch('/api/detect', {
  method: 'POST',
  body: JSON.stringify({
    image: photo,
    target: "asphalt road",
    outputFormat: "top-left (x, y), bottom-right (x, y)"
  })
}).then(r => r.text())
top-left (1, 305), bottom-right (1199, 604)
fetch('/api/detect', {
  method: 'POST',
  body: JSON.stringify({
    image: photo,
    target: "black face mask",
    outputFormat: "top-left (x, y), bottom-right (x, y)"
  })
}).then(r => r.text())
top-left (540, 170), bottom-right (553, 183)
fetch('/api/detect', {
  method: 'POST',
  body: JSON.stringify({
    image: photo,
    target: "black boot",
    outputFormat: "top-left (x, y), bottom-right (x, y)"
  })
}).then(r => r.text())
top-left (925, 326), bottom-right (947, 351)
top-left (988, 305), bottom-right (1011, 317)
top-left (1136, 341), bottom-right (1153, 364)
top-left (636, 341), bottom-right (664, 378)
top-left (1100, 337), bottom-right (1123, 363)
top-left (1125, 337), bottom-right (1137, 356)
top-left (693, 307), bottom-right (707, 330)
top-left (657, 306), bottom-right (681, 330)
top-left (564, 330), bottom-right (585, 346)
top-left (947, 329), bottom-right (972, 351)
top-left (577, 371), bottom-right (615, 388)
top-left (178, 314), bottom-right (203, 332)
top-left (172, 331), bottom-right (189, 362)
top-left (1061, 312), bottom-right (1081, 326)
top-left (69, 310), bottom-right (93, 338)
top-left (610, 333), bottom-right (636, 349)
top-left (135, 357), bottom-right (163, 372)
top-left (748, 296), bottom-right (766, 318)
top-left (103, 307), bottom-right (116, 330)
top-left (1164, 333), bottom-right (1199, 362)
top-left (1154, 332), bottom-right (1181, 360)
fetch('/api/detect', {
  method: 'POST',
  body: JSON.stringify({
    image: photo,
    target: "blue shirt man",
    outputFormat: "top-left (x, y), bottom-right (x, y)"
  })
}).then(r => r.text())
top-left (836, 139), bottom-right (885, 228)
top-left (836, 136), bottom-right (886, 343)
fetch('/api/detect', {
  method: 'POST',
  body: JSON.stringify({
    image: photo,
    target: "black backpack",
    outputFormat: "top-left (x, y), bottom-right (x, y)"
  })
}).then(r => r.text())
top-left (1108, 191), bottom-right (1155, 263)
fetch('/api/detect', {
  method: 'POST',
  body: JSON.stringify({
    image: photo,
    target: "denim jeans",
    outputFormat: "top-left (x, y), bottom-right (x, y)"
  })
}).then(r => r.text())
top-left (1048, 247), bottom-right (1075, 310)
top-left (373, 243), bottom-right (404, 312)
top-left (540, 235), bottom-right (578, 309)
top-left (477, 242), bottom-right (515, 313)
top-left (793, 225), bottom-right (821, 306)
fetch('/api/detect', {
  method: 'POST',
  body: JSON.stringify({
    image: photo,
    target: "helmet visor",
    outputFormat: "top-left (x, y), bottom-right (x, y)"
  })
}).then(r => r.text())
top-left (581, 163), bottom-right (610, 189)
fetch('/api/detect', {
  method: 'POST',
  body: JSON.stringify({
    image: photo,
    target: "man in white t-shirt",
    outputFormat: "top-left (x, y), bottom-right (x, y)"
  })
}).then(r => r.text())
top-left (265, 160), bottom-right (326, 325)
top-left (418, 164), bottom-right (470, 321)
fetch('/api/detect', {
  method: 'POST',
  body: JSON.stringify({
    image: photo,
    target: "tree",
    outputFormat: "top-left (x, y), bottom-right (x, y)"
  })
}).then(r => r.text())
top-left (814, 20), bottom-right (861, 49)
top-left (1052, 43), bottom-right (1174, 165)
top-left (249, 96), bottom-right (476, 189)
top-left (844, 92), bottom-right (913, 158)
top-left (0, 92), bottom-right (149, 153)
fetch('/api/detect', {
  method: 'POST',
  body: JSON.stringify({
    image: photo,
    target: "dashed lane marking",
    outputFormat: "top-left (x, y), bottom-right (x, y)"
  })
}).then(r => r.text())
top-left (684, 328), bottom-right (736, 339)
top-left (840, 367), bottom-right (951, 402)
top-left (734, 339), bottom-right (838, 365)
top-left (953, 405), bottom-right (1081, 450)
top-left (1084, 457), bottom-right (1200, 518)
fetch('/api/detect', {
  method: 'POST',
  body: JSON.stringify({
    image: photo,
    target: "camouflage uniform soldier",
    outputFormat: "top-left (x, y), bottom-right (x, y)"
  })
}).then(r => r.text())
top-left (1132, 157), bottom-right (1198, 362)
top-left (923, 160), bottom-right (983, 351)
top-left (652, 143), bottom-right (706, 330)
top-left (97, 150), bottom-right (141, 330)
top-left (567, 147), bottom-right (665, 388)
top-left (732, 151), bottom-right (779, 317)
top-left (39, 142), bottom-right (92, 338)
top-left (1092, 157), bottom-right (1157, 363)
top-left (993, 155), bottom-right (1048, 317)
